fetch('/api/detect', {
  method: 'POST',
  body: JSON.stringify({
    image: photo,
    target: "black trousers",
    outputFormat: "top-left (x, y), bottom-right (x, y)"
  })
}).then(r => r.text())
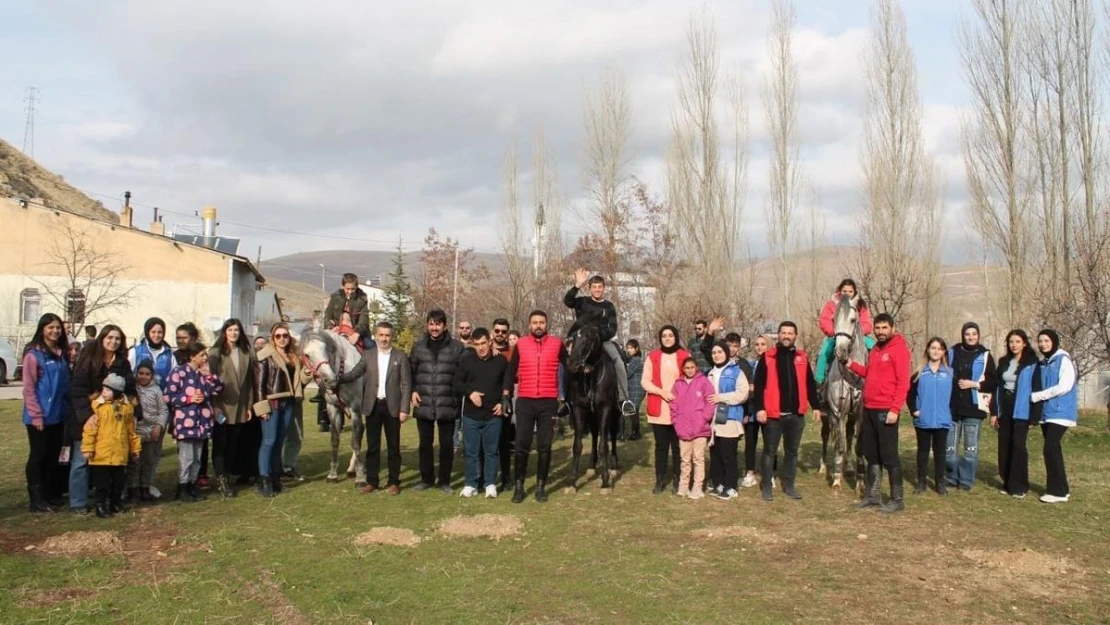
top-left (416, 419), bottom-right (454, 487)
top-left (497, 419), bottom-right (515, 486)
top-left (365, 399), bottom-right (402, 488)
top-left (199, 438), bottom-right (209, 477)
top-left (710, 436), bottom-right (740, 491)
top-left (514, 398), bottom-right (557, 482)
top-left (91, 465), bottom-right (126, 506)
top-left (861, 409), bottom-right (899, 469)
top-left (211, 422), bottom-right (248, 477)
top-left (997, 415), bottom-right (1030, 495)
top-left (1042, 423), bottom-right (1070, 497)
top-left (915, 427), bottom-right (946, 485)
top-left (26, 423), bottom-right (64, 492)
top-left (651, 423), bottom-right (680, 483)
top-left (761, 414), bottom-right (805, 486)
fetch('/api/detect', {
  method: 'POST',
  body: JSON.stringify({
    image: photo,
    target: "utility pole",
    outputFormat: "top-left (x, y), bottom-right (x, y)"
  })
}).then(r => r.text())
top-left (451, 245), bottom-right (460, 323)
top-left (532, 202), bottom-right (545, 306)
top-left (319, 263), bottom-right (326, 292)
top-left (22, 86), bottom-right (38, 157)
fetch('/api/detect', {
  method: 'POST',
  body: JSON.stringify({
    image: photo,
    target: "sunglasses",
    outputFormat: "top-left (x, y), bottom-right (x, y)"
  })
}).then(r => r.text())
top-left (492, 329), bottom-right (507, 334)
top-left (274, 333), bottom-right (290, 339)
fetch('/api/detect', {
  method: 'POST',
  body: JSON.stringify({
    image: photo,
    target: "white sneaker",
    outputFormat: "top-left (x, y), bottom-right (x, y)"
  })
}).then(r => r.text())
top-left (741, 474), bottom-right (757, 488)
top-left (715, 488), bottom-right (738, 501)
top-left (460, 486), bottom-right (478, 498)
top-left (485, 485), bottom-right (498, 499)
top-left (149, 485), bottom-right (162, 499)
top-left (772, 477), bottom-right (777, 489)
top-left (1039, 493), bottom-right (1069, 504)
top-left (689, 488), bottom-right (705, 500)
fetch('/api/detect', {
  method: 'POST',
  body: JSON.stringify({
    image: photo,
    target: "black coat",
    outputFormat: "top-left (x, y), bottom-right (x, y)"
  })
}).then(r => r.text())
top-left (68, 354), bottom-right (136, 443)
top-left (409, 332), bottom-right (466, 422)
top-left (563, 286), bottom-right (618, 342)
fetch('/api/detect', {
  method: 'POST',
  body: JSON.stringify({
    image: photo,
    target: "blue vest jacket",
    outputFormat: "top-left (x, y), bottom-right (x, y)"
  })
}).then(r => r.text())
top-left (910, 365), bottom-right (953, 430)
top-left (1001, 362), bottom-right (1036, 421)
top-left (717, 362), bottom-right (745, 422)
top-left (949, 347), bottom-right (989, 408)
top-left (1040, 351), bottom-right (1078, 424)
top-left (22, 347), bottom-right (72, 426)
top-left (132, 341), bottom-right (174, 391)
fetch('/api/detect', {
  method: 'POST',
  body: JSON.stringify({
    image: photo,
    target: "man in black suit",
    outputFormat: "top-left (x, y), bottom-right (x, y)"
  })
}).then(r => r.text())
top-left (358, 321), bottom-right (412, 495)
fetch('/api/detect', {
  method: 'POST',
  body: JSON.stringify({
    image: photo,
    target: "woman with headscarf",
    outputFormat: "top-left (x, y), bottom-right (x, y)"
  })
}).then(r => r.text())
top-left (989, 330), bottom-right (1039, 499)
top-left (640, 325), bottom-right (689, 495)
top-left (946, 321), bottom-right (997, 491)
top-left (1030, 329), bottom-right (1078, 504)
top-left (128, 317), bottom-right (174, 391)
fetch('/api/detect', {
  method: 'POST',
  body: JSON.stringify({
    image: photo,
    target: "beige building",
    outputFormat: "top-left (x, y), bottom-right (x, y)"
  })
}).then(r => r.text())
top-left (0, 197), bottom-right (266, 348)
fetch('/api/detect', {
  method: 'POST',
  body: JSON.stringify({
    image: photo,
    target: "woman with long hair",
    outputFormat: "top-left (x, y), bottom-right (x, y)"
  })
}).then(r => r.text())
top-left (989, 330), bottom-right (1039, 499)
top-left (640, 325), bottom-right (689, 495)
top-left (907, 338), bottom-right (953, 496)
top-left (68, 324), bottom-right (134, 514)
top-left (1030, 329), bottom-right (1079, 504)
top-left (253, 323), bottom-right (307, 497)
top-left (208, 319), bottom-right (257, 498)
top-left (21, 313), bottom-right (72, 512)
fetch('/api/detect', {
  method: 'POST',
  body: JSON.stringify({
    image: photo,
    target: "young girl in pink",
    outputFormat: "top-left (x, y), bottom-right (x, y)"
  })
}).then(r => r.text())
top-left (670, 357), bottom-right (714, 499)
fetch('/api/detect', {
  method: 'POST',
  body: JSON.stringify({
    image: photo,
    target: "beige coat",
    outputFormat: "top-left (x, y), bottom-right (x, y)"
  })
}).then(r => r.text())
top-left (209, 346), bottom-right (256, 425)
top-left (641, 351), bottom-right (683, 426)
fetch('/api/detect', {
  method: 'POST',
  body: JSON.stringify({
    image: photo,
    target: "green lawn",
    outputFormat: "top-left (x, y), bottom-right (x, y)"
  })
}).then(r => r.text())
top-left (1, 399), bottom-right (1107, 624)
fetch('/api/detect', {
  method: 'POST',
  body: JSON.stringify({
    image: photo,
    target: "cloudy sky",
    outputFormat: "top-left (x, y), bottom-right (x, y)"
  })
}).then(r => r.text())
top-left (0, 0), bottom-right (971, 266)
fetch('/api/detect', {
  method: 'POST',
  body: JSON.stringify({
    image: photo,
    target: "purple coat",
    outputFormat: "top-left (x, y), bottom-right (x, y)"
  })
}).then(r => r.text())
top-left (167, 364), bottom-right (224, 441)
top-left (671, 373), bottom-right (714, 441)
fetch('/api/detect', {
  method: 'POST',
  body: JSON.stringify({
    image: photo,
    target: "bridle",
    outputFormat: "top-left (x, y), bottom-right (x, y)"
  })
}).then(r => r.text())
top-left (301, 340), bottom-right (347, 411)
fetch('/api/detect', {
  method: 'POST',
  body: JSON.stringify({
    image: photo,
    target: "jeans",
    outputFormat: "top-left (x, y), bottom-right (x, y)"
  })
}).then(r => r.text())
top-left (1042, 423), bottom-right (1070, 497)
top-left (69, 440), bottom-right (89, 509)
top-left (417, 419), bottom-right (455, 487)
top-left (601, 341), bottom-right (629, 403)
top-left (945, 418), bottom-right (982, 488)
top-left (997, 415), bottom-right (1030, 495)
top-left (259, 399), bottom-right (294, 477)
top-left (282, 401), bottom-right (304, 472)
top-left (364, 399), bottom-right (402, 488)
top-left (463, 416), bottom-right (503, 489)
top-left (178, 440), bottom-right (204, 483)
top-left (760, 413), bottom-right (805, 490)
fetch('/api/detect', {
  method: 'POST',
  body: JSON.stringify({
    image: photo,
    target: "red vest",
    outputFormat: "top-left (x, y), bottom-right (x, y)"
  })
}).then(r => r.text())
top-left (515, 334), bottom-right (562, 399)
top-left (762, 346), bottom-right (809, 419)
top-left (647, 348), bottom-right (691, 417)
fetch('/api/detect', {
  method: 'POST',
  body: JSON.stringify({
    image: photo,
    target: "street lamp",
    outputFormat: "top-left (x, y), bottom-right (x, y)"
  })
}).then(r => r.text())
top-left (319, 263), bottom-right (326, 292)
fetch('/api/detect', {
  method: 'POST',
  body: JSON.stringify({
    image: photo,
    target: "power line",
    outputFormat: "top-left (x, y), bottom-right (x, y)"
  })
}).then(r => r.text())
top-left (22, 86), bottom-right (38, 157)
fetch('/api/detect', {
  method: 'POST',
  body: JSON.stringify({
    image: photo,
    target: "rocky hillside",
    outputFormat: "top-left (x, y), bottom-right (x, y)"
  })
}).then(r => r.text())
top-left (0, 136), bottom-right (117, 222)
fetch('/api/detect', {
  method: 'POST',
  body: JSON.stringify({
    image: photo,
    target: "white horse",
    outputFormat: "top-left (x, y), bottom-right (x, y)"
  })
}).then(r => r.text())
top-left (818, 294), bottom-right (868, 492)
top-left (299, 324), bottom-right (366, 487)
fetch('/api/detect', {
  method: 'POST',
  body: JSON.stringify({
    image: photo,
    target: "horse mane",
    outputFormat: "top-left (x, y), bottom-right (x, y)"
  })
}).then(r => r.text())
top-left (567, 311), bottom-right (604, 337)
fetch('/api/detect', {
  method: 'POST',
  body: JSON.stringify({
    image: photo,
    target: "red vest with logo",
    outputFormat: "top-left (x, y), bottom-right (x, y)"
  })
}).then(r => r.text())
top-left (515, 334), bottom-right (562, 399)
top-left (762, 346), bottom-right (809, 419)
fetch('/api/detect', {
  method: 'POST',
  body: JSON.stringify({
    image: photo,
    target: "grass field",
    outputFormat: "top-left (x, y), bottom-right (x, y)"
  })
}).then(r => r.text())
top-left (0, 398), bottom-right (1108, 625)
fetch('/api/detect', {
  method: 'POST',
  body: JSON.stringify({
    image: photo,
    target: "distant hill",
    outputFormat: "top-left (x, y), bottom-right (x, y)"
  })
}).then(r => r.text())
top-left (267, 278), bottom-right (328, 319)
top-left (260, 249), bottom-right (506, 294)
top-left (0, 136), bottom-right (118, 222)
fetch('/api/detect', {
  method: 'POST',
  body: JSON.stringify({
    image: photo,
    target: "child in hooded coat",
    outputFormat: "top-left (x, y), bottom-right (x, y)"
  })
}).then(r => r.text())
top-left (670, 357), bottom-right (714, 499)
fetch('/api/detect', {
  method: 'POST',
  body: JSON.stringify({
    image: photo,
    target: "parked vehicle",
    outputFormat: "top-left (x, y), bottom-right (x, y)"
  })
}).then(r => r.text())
top-left (0, 338), bottom-right (17, 385)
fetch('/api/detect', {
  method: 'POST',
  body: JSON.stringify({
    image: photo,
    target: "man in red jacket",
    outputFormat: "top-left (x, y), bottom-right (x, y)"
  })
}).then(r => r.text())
top-left (502, 310), bottom-right (566, 504)
top-left (845, 313), bottom-right (911, 513)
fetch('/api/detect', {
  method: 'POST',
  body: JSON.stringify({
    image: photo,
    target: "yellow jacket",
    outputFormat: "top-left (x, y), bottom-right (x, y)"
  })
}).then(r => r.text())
top-left (82, 398), bottom-right (141, 466)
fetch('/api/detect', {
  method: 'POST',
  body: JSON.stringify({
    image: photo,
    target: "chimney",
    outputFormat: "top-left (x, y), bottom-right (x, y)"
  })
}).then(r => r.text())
top-left (120, 190), bottom-right (133, 228)
top-left (150, 208), bottom-right (165, 236)
top-left (201, 206), bottom-right (218, 248)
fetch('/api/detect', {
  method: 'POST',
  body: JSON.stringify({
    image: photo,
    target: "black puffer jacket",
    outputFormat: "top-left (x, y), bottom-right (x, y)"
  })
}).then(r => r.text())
top-left (409, 332), bottom-right (466, 422)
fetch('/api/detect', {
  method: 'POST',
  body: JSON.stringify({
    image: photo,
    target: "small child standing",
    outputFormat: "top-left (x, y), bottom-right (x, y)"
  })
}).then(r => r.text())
top-left (82, 373), bottom-right (141, 518)
top-left (670, 357), bottom-right (714, 499)
top-left (128, 362), bottom-right (169, 502)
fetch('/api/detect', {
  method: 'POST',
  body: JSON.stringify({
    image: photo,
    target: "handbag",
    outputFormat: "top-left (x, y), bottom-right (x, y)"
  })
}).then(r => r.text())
top-left (713, 403), bottom-right (729, 425)
top-left (976, 370), bottom-right (992, 413)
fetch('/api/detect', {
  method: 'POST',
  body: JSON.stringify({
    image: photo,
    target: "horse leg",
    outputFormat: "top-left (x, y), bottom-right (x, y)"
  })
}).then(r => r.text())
top-left (327, 405), bottom-right (340, 483)
top-left (599, 411), bottom-right (611, 490)
top-left (350, 412), bottom-right (366, 488)
top-left (570, 412), bottom-right (583, 491)
top-left (831, 403), bottom-right (845, 491)
top-left (851, 397), bottom-right (866, 496)
top-left (818, 407), bottom-right (830, 476)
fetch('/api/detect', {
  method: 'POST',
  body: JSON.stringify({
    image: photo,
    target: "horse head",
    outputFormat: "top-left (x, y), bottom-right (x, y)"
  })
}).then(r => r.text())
top-left (833, 293), bottom-right (861, 361)
top-left (566, 315), bottom-right (603, 374)
top-left (299, 329), bottom-right (339, 387)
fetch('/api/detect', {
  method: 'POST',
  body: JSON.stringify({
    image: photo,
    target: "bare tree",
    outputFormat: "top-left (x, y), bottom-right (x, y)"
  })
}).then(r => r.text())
top-left (960, 0), bottom-right (1032, 329)
top-left (764, 0), bottom-right (802, 320)
top-left (496, 137), bottom-right (533, 328)
top-left (31, 219), bottom-right (138, 328)
top-left (855, 0), bottom-right (943, 342)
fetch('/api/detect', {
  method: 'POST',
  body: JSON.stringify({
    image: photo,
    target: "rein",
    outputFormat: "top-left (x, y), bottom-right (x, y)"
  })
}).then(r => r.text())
top-left (302, 346), bottom-right (347, 412)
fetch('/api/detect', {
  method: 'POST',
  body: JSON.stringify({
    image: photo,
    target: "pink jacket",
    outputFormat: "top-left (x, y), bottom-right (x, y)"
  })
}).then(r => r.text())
top-left (819, 295), bottom-right (873, 337)
top-left (670, 373), bottom-right (714, 441)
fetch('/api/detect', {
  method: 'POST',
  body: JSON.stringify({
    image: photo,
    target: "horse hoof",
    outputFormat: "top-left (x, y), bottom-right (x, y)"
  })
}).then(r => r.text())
top-left (608, 470), bottom-right (620, 479)
top-left (346, 471), bottom-right (356, 478)
top-left (832, 480), bottom-right (841, 490)
top-left (326, 477), bottom-right (338, 484)
top-left (355, 481), bottom-right (367, 489)
top-left (817, 464), bottom-right (827, 476)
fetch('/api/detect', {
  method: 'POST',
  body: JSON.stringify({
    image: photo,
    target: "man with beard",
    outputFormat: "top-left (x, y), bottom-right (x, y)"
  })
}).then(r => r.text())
top-left (502, 310), bottom-right (566, 503)
top-left (946, 321), bottom-right (997, 491)
top-left (409, 309), bottom-right (467, 493)
top-left (489, 318), bottom-right (514, 489)
top-left (846, 313), bottom-right (912, 513)
top-left (689, 320), bottom-right (711, 371)
top-left (751, 322), bottom-right (819, 502)
top-left (490, 319), bottom-right (512, 357)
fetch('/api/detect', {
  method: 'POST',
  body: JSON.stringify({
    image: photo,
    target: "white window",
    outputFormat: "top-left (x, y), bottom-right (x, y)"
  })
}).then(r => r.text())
top-left (20, 288), bottom-right (41, 324)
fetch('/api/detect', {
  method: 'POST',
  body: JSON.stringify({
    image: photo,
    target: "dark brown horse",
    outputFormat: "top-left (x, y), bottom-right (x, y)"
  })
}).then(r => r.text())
top-left (564, 314), bottom-right (620, 490)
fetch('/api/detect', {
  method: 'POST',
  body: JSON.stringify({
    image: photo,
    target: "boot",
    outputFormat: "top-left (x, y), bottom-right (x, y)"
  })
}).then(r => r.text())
top-left (217, 475), bottom-right (234, 499)
top-left (535, 481), bottom-right (548, 503)
top-left (672, 474), bottom-right (680, 495)
top-left (95, 501), bottom-right (111, 518)
top-left (175, 483), bottom-right (189, 502)
top-left (511, 480), bottom-right (525, 504)
top-left (854, 464), bottom-right (882, 510)
top-left (260, 478), bottom-right (275, 498)
top-left (880, 466), bottom-right (905, 514)
top-left (537, 452), bottom-right (552, 487)
top-left (271, 476), bottom-right (284, 494)
top-left (139, 487), bottom-right (155, 502)
top-left (913, 476), bottom-right (927, 495)
top-left (120, 487), bottom-right (133, 506)
top-left (27, 485), bottom-right (56, 513)
top-left (783, 453), bottom-right (802, 500)
top-left (186, 482), bottom-right (205, 501)
top-left (760, 454), bottom-right (774, 501)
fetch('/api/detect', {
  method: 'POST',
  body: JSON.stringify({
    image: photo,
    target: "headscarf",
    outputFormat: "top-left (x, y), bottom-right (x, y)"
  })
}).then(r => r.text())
top-left (710, 339), bottom-right (731, 366)
top-left (1037, 329), bottom-right (1060, 359)
top-left (657, 325), bottom-right (682, 355)
top-left (143, 317), bottom-right (167, 348)
top-left (959, 321), bottom-right (985, 353)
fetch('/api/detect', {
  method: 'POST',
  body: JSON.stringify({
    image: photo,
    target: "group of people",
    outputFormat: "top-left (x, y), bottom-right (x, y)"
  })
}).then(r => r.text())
top-left (19, 272), bottom-right (1081, 518)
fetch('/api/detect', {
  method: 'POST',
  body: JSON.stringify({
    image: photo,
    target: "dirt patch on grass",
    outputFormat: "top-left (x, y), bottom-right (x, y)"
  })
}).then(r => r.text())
top-left (690, 525), bottom-right (785, 544)
top-left (961, 548), bottom-right (1083, 582)
top-left (14, 586), bottom-right (98, 608)
top-left (354, 527), bottom-right (422, 548)
top-left (35, 531), bottom-right (122, 556)
top-left (438, 514), bottom-right (523, 540)
top-left (244, 570), bottom-right (312, 625)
